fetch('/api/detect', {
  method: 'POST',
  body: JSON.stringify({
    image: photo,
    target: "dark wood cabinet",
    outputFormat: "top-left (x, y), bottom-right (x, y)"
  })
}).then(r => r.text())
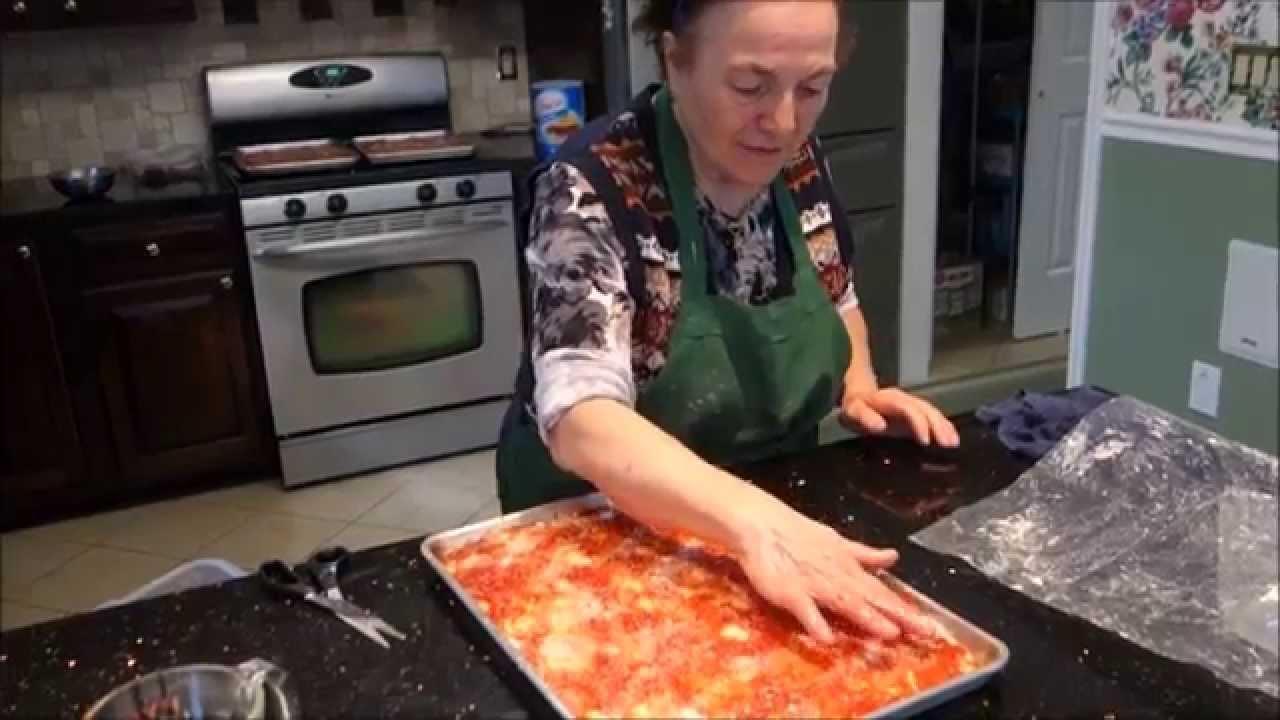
top-left (85, 269), bottom-right (266, 490)
top-left (822, 131), bottom-right (904, 213)
top-left (73, 0), bottom-right (196, 26)
top-left (0, 0), bottom-right (194, 32)
top-left (0, 239), bottom-right (83, 509)
top-left (848, 208), bottom-right (903, 385)
top-left (1, 205), bottom-right (275, 530)
top-left (817, 0), bottom-right (908, 137)
top-left (0, 0), bottom-right (52, 31)
top-left (72, 212), bottom-right (240, 288)
top-left (815, 1), bottom-right (908, 385)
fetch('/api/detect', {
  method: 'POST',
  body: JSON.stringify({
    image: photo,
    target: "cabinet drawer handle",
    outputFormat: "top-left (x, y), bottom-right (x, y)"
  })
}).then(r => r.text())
top-left (220, 275), bottom-right (234, 290)
top-left (12, 1), bottom-right (27, 14)
top-left (17, 244), bottom-right (32, 260)
top-left (145, 243), bottom-right (160, 257)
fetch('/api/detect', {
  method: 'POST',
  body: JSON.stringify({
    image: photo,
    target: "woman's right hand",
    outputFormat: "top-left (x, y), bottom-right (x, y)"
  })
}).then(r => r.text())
top-left (731, 497), bottom-right (937, 643)
top-left (548, 399), bottom-right (935, 643)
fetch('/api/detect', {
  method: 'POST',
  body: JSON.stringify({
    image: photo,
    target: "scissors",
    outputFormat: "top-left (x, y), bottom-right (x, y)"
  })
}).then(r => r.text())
top-left (259, 546), bottom-right (407, 648)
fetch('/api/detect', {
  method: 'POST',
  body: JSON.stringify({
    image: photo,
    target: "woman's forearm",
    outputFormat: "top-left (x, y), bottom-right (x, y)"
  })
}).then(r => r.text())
top-left (546, 396), bottom-right (933, 642)
top-left (546, 398), bottom-right (775, 555)
top-left (841, 305), bottom-right (879, 396)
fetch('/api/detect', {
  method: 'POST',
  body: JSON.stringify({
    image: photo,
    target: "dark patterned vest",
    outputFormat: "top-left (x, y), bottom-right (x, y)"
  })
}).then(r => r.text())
top-left (509, 85), bottom-right (857, 416)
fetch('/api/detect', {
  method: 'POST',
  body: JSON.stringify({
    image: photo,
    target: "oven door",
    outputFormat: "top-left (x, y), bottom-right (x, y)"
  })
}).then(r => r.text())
top-left (247, 201), bottom-right (522, 437)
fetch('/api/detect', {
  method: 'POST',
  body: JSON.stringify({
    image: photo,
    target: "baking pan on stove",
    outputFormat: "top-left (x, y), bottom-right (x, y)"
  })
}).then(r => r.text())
top-left (421, 493), bottom-right (1010, 719)
top-left (232, 139), bottom-right (359, 176)
top-left (352, 130), bottom-right (476, 165)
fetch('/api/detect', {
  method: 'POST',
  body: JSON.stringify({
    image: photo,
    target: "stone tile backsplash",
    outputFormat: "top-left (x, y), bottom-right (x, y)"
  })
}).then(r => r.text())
top-left (0, 0), bottom-right (530, 180)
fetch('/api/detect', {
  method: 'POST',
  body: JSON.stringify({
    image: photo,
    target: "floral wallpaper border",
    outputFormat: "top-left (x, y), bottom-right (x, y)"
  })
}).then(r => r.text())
top-left (1106, 0), bottom-right (1279, 130)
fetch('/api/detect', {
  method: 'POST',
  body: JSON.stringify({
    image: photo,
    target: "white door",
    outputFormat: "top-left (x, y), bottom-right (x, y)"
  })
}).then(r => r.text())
top-left (1013, 0), bottom-right (1094, 339)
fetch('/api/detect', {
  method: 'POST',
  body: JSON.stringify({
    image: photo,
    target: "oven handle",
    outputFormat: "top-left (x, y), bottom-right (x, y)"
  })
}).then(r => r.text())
top-left (252, 220), bottom-right (509, 258)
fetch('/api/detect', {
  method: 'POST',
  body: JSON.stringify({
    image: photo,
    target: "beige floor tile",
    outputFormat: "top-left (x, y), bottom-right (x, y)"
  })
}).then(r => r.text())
top-left (5, 505), bottom-right (149, 546)
top-left (328, 524), bottom-right (423, 553)
top-left (465, 496), bottom-right (502, 525)
top-left (196, 513), bottom-right (345, 570)
top-left (995, 333), bottom-right (1069, 368)
top-left (193, 471), bottom-right (408, 522)
top-left (930, 343), bottom-right (1001, 383)
top-left (1, 601), bottom-right (66, 631)
top-left (356, 450), bottom-right (497, 532)
top-left (25, 548), bottom-right (178, 613)
top-left (357, 477), bottom-right (493, 534)
top-left (1, 535), bottom-right (88, 601)
top-left (95, 496), bottom-right (253, 560)
top-left (410, 449), bottom-right (497, 493)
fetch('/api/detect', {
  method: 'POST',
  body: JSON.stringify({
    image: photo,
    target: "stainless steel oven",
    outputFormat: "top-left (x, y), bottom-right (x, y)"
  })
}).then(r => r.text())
top-left (207, 54), bottom-right (524, 487)
top-left (242, 175), bottom-right (520, 485)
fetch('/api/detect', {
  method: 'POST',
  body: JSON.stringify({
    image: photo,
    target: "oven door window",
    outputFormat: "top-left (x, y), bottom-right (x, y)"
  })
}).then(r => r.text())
top-left (303, 261), bottom-right (483, 374)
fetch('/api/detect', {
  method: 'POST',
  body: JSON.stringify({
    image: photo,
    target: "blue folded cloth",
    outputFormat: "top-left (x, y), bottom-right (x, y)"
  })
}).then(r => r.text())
top-left (976, 385), bottom-right (1112, 459)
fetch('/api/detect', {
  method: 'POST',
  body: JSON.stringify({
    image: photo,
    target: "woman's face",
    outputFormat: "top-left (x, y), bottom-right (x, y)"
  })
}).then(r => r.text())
top-left (665, 1), bottom-right (839, 188)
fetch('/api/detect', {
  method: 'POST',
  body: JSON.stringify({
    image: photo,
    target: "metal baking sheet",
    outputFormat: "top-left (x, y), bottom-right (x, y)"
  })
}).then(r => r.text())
top-left (352, 131), bottom-right (476, 162)
top-left (352, 131), bottom-right (476, 164)
top-left (232, 139), bottom-right (359, 176)
top-left (422, 493), bottom-right (1010, 719)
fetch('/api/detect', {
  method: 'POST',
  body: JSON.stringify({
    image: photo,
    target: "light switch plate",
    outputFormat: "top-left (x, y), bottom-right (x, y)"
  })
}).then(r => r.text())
top-left (1219, 239), bottom-right (1278, 369)
top-left (1228, 44), bottom-right (1280, 93)
top-left (497, 45), bottom-right (519, 81)
top-left (1189, 361), bottom-right (1222, 418)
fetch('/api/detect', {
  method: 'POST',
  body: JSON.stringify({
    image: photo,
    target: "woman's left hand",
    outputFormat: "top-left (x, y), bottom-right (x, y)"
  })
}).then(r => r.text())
top-left (840, 387), bottom-right (960, 448)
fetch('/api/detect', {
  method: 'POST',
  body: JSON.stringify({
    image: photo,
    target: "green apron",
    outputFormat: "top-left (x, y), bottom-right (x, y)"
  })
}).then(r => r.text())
top-left (496, 88), bottom-right (851, 512)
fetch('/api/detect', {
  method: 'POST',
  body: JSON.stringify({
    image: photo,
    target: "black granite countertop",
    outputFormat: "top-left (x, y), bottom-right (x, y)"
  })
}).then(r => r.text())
top-left (0, 169), bottom-right (233, 222)
top-left (1, 135), bottom-right (537, 225)
top-left (3, 415), bottom-right (1276, 719)
top-left (466, 132), bottom-right (538, 174)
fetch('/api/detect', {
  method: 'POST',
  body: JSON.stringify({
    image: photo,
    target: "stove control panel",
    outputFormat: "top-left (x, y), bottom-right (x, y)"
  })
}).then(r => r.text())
top-left (241, 172), bottom-right (513, 229)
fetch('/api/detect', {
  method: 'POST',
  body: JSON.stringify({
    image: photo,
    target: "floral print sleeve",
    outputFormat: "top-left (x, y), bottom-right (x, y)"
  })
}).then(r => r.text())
top-left (526, 162), bottom-right (637, 441)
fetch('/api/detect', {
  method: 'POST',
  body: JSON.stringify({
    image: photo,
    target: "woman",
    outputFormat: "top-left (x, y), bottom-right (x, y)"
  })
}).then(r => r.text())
top-left (497, 0), bottom-right (959, 643)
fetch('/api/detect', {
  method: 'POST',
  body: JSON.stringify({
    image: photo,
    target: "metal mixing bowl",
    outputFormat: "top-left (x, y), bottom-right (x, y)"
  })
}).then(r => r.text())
top-left (81, 662), bottom-right (296, 720)
top-left (48, 165), bottom-right (116, 201)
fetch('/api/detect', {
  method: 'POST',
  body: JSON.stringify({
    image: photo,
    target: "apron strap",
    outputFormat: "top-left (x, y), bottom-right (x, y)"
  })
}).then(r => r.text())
top-left (654, 87), bottom-right (710, 299)
top-left (770, 175), bottom-right (823, 297)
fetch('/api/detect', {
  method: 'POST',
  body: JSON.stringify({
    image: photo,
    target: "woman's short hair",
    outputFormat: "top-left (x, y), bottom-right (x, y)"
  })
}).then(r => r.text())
top-left (632, 0), bottom-right (856, 77)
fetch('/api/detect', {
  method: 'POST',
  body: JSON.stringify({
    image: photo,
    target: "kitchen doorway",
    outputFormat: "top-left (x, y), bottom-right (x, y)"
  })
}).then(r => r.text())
top-left (929, 0), bottom-right (1091, 385)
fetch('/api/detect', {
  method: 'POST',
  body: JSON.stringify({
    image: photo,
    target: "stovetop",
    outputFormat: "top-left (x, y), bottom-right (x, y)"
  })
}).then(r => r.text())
top-left (218, 143), bottom-right (534, 199)
top-left (202, 54), bottom-right (539, 202)
top-left (226, 134), bottom-right (537, 229)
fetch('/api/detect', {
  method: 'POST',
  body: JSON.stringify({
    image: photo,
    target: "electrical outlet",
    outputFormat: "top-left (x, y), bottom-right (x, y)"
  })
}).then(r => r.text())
top-left (1189, 361), bottom-right (1222, 418)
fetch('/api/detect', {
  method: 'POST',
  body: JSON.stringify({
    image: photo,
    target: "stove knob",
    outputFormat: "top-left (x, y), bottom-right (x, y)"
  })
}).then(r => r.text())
top-left (284, 198), bottom-right (307, 220)
top-left (456, 179), bottom-right (476, 200)
top-left (416, 182), bottom-right (438, 204)
top-left (326, 193), bottom-right (348, 214)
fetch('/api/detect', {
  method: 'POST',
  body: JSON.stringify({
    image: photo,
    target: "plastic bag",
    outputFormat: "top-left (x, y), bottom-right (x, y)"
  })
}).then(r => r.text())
top-left (912, 396), bottom-right (1279, 697)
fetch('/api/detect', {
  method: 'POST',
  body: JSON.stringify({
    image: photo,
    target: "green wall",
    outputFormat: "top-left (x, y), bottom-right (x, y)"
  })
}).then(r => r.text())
top-left (1086, 138), bottom-right (1279, 455)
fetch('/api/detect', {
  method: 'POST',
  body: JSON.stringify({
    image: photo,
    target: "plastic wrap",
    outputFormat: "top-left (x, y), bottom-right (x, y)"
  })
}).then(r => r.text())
top-left (912, 396), bottom-right (1279, 697)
